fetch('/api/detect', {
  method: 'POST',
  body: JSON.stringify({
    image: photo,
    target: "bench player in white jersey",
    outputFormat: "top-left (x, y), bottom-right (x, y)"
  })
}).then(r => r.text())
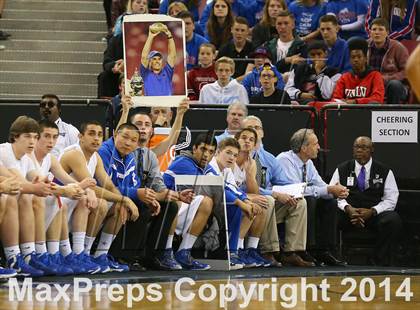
top-left (31, 119), bottom-right (101, 275)
top-left (60, 120), bottom-right (139, 272)
top-left (0, 116), bottom-right (58, 277)
top-left (0, 164), bottom-right (22, 278)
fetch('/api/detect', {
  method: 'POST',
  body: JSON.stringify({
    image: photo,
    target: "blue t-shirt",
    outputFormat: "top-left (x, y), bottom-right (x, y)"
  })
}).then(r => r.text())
top-left (326, 0), bottom-right (368, 39)
top-left (289, 2), bottom-right (326, 36)
top-left (140, 63), bottom-right (174, 96)
top-left (186, 33), bottom-right (209, 71)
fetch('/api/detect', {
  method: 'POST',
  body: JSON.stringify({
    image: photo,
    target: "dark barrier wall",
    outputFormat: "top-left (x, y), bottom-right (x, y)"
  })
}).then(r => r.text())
top-left (183, 104), bottom-right (315, 156)
top-left (0, 101), bottom-right (109, 142)
top-left (321, 105), bottom-right (420, 189)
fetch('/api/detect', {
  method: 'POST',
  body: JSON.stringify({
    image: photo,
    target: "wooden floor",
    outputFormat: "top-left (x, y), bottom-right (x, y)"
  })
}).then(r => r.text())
top-left (1, 275), bottom-right (419, 309)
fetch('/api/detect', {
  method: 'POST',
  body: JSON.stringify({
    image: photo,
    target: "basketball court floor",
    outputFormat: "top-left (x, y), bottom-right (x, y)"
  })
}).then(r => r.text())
top-left (1, 266), bottom-right (419, 309)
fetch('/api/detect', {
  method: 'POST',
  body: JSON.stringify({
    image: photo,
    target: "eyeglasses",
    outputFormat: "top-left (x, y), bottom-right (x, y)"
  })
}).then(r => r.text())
top-left (40, 101), bottom-right (57, 108)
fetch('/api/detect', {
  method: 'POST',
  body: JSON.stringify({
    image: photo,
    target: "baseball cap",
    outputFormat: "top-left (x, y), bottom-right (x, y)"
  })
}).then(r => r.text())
top-left (250, 47), bottom-right (272, 60)
top-left (148, 50), bottom-right (163, 59)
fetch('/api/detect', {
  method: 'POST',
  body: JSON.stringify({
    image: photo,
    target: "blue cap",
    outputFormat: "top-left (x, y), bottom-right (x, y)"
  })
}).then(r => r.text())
top-left (148, 50), bottom-right (162, 60)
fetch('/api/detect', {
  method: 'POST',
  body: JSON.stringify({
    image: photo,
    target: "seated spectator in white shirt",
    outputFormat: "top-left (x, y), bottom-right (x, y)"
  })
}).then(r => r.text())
top-left (199, 56), bottom-right (249, 104)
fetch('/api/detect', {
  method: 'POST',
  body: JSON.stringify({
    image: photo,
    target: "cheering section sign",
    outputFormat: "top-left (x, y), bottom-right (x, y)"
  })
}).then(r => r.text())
top-left (371, 111), bottom-right (418, 143)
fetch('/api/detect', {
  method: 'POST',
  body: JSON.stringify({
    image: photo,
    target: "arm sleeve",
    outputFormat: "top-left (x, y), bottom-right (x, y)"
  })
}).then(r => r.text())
top-left (329, 168), bottom-right (348, 211)
top-left (382, 44), bottom-right (409, 82)
top-left (340, 15), bottom-right (366, 32)
top-left (372, 170), bottom-right (399, 214)
top-left (285, 69), bottom-right (301, 100)
top-left (332, 75), bottom-right (346, 100)
top-left (317, 73), bottom-right (341, 100)
top-left (239, 85), bottom-right (250, 104)
top-left (305, 162), bottom-right (329, 198)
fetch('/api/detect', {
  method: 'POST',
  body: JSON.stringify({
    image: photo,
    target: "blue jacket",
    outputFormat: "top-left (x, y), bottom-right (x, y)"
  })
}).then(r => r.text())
top-left (366, 0), bottom-right (417, 40)
top-left (327, 38), bottom-right (351, 72)
top-left (163, 153), bottom-right (246, 204)
top-left (242, 65), bottom-right (285, 97)
top-left (98, 138), bottom-right (141, 203)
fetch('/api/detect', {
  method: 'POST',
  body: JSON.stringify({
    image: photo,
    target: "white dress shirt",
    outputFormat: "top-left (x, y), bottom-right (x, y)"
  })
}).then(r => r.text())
top-left (329, 157), bottom-right (399, 214)
top-left (52, 118), bottom-right (80, 157)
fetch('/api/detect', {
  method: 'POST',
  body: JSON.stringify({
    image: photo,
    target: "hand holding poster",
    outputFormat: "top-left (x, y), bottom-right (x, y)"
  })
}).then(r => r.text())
top-left (123, 14), bottom-right (187, 107)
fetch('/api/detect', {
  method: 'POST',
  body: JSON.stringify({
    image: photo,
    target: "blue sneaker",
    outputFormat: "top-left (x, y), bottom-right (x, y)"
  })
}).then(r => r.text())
top-left (61, 252), bottom-right (87, 274)
top-left (174, 249), bottom-right (210, 270)
top-left (229, 251), bottom-right (244, 270)
top-left (7, 254), bottom-right (44, 277)
top-left (92, 254), bottom-right (129, 273)
top-left (0, 266), bottom-right (17, 279)
top-left (74, 253), bottom-right (103, 274)
top-left (238, 249), bottom-right (260, 268)
top-left (44, 253), bottom-right (74, 276)
top-left (246, 248), bottom-right (272, 267)
top-left (153, 249), bottom-right (182, 271)
top-left (27, 252), bottom-right (59, 276)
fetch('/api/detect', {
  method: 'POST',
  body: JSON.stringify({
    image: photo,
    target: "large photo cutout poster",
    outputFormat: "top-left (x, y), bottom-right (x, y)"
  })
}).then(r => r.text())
top-left (123, 14), bottom-right (187, 107)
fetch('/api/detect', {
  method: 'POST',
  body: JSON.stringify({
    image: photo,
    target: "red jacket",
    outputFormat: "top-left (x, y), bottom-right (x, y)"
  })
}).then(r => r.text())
top-left (187, 65), bottom-right (217, 100)
top-left (332, 69), bottom-right (385, 104)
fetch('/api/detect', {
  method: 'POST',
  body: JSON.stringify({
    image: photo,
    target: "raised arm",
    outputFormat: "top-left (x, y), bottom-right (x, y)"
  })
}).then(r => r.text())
top-left (151, 99), bottom-right (189, 157)
top-left (141, 26), bottom-right (159, 68)
top-left (163, 25), bottom-right (176, 68)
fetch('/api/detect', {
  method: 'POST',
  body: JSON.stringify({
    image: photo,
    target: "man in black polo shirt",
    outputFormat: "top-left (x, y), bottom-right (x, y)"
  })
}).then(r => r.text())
top-left (217, 16), bottom-right (254, 81)
top-left (250, 63), bottom-right (291, 105)
top-left (329, 136), bottom-right (402, 266)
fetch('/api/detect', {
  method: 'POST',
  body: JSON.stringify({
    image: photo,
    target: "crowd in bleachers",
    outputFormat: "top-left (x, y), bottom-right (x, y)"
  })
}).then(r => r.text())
top-left (99, 0), bottom-right (420, 105)
top-left (0, 0), bottom-right (420, 280)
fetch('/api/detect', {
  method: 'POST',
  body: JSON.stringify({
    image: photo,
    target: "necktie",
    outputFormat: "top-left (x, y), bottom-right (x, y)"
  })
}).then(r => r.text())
top-left (254, 153), bottom-right (265, 188)
top-left (357, 166), bottom-right (366, 191)
top-left (302, 163), bottom-right (307, 183)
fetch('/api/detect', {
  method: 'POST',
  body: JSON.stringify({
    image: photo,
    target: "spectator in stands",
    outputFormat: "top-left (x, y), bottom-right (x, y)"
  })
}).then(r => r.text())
top-left (215, 102), bottom-right (248, 143)
top-left (325, 0), bottom-right (369, 40)
top-left (111, 0), bottom-right (129, 28)
top-left (200, 0), bottom-right (265, 31)
top-left (199, 57), bottom-right (249, 104)
top-left (319, 14), bottom-right (351, 72)
top-left (147, 101), bottom-right (190, 171)
top-left (160, 0), bottom-right (200, 21)
top-left (289, 0), bottom-right (326, 42)
top-left (332, 37), bottom-right (385, 104)
top-left (217, 17), bottom-right (254, 80)
top-left (276, 128), bottom-right (349, 266)
top-left (366, 0), bottom-right (417, 41)
top-left (106, 74), bottom-right (126, 133)
top-left (39, 94), bottom-right (79, 157)
top-left (100, 33), bottom-right (123, 98)
top-left (329, 136), bottom-right (401, 266)
top-left (242, 116), bottom-right (314, 267)
top-left (242, 47), bottom-right (286, 97)
top-left (285, 40), bottom-right (341, 103)
top-left (187, 43), bottom-right (218, 101)
top-left (250, 63), bottom-right (292, 104)
top-left (113, 0), bottom-right (148, 37)
top-left (407, 45), bottom-right (420, 100)
top-left (140, 23), bottom-right (176, 96)
top-left (178, 11), bottom-right (208, 71)
top-left (0, 0), bottom-right (5, 18)
top-left (252, 0), bottom-right (287, 49)
top-left (205, 0), bottom-right (235, 50)
top-left (167, 1), bottom-right (188, 16)
top-left (368, 18), bottom-right (410, 104)
top-left (264, 11), bottom-right (306, 75)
